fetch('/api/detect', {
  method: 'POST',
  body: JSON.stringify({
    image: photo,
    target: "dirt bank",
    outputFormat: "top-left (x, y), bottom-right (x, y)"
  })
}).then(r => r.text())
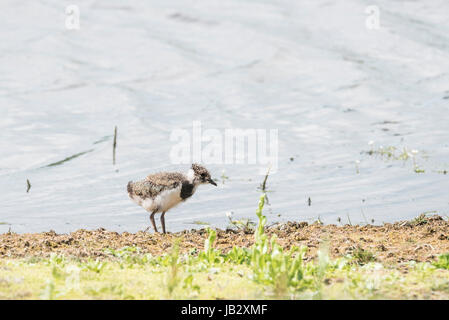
top-left (1, 215), bottom-right (448, 265)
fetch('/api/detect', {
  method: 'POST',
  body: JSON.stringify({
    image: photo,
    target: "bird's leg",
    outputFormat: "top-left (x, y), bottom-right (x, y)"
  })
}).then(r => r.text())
top-left (160, 212), bottom-right (166, 234)
top-left (150, 211), bottom-right (158, 233)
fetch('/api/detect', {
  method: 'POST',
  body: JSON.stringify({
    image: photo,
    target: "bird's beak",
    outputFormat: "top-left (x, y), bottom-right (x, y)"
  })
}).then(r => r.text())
top-left (208, 178), bottom-right (217, 186)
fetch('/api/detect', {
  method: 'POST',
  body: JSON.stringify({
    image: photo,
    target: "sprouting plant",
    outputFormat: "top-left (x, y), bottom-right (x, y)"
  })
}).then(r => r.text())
top-left (231, 219), bottom-right (256, 233)
top-left (226, 246), bottom-right (251, 265)
top-left (433, 253), bottom-right (449, 270)
top-left (47, 254), bottom-right (67, 281)
top-left (351, 247), bottom-right (376, 265)
top-left (198, 228), bottom-right (223, 266)
top-left (248, 194), bottom-right (308, 296)
top-left (195, 193), bottom-right (311, 296)
top-left (82, 258), bottom-right (106, 273)
top-left (315, 216), bottom-right (323, 225)
top-left (39, 254), bottom-right (70, 300)
top-left (226, 211), bottom-right (256, 233)
top-left (182, 274), bottom-right (200, 293)
top-left (254, 194), bottom-right (267, 243)
top-left (204, 228), bottom-right (216, 259)
top-left (48, 253), bottom-right (66, 267)
top-left (410, 213), bottom-right (429, 226)
top-left (104, 246), bottom-right (151, 267)
top-left (165, 241), bottom-right (181, 297)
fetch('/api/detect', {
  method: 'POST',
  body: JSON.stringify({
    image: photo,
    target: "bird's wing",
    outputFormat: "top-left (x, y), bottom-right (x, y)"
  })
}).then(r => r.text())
top-left (145, 172), bottom-right (185, 186)
top-left (128, 172), bottom-right (184, 199)
top-left (129, 172), bottom-right (185, 199)
top-left (129, 180), bottom-right (165, 199)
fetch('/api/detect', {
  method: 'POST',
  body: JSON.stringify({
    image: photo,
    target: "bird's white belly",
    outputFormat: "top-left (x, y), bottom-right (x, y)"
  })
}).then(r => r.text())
top-left (156, 186), bottom-right (184, 212)
top-left (131, 186), bottom-right (183, 213)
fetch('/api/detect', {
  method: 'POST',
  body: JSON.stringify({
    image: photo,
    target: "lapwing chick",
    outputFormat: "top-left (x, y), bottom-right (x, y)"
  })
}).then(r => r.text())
top-left (127, 163), bottom-right (217, 233)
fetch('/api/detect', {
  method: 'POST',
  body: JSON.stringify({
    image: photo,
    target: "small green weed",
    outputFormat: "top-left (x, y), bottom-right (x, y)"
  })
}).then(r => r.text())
top-left (351, 247), bottom-right (376, 265)
top-left (410, 213), bottom-right (429, 226)
top-left (433, 253), bottom-right (449, 270)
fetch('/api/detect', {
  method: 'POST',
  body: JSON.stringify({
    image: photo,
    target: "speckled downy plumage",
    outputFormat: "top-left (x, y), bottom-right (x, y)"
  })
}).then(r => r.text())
top-left (127, 163), bottom-right (217, 233)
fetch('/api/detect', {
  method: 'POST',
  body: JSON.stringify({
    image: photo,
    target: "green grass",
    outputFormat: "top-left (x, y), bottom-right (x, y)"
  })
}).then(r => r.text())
top-left (408, 212), bottom-right (438, 226)
top-left (2, 248), bottom-right (449, 299)
top-left (433, 254), bottom-right (449, 270)
top-left (1, 194), bottom-right (449, 300)
top-left (0, 257), bottom-right (261, 300)
top-left (351, 247), bottom-right (376, 265)
top-left (410, 213), bottom-right (429, 226)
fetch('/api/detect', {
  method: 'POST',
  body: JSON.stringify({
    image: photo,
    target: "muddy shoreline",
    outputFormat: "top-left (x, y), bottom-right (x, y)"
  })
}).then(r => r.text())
top-left (1, 215), bottom-right (448, 265)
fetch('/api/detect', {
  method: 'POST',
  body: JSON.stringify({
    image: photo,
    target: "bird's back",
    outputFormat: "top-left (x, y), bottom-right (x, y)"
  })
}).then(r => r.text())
top-left (128, 172), bottom-right (186, 200)
top-left (146, 172), bottom-right (186, 188)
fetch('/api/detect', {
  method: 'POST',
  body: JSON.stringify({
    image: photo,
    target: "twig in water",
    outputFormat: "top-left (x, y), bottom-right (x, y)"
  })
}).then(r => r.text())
top-left (26, 179), bottom-right (31, 193)
top-left (45, 149), bottom-right (94, 167)
top-left (260, 166), bottom-right (271, 205)
top-left (113, 126), bottom-right (117, 165)
top-left (360, 208), bottom-right (369, 224)
top-left (347, 213), bottom-right (352, 226)
top-left (260, 166), bottom-right (271, 192)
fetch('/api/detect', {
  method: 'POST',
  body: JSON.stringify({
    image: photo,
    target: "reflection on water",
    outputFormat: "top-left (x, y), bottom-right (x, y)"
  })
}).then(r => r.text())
top-left (0, 0), bottom-right (448, 233)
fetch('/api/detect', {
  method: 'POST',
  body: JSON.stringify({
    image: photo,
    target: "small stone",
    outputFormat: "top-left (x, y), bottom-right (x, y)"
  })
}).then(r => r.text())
top-left (438, 234), bottom-right (448, 240)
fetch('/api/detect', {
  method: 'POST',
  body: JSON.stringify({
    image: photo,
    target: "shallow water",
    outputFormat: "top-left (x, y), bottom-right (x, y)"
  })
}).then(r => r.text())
top-left (1, 0), bottom-right (449, 234)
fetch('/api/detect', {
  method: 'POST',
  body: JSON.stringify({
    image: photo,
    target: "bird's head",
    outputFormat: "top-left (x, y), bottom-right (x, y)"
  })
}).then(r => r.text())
top-left (190, 163), bottom-right (217, 186)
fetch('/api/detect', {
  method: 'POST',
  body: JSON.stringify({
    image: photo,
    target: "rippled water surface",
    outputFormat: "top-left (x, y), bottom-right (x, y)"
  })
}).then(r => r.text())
top-left (1, 0), bottom-right (449, 233)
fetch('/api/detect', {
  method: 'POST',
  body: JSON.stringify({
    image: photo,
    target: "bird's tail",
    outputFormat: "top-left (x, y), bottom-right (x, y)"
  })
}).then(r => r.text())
top-left (127, 181), bottom-right (133, 194)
